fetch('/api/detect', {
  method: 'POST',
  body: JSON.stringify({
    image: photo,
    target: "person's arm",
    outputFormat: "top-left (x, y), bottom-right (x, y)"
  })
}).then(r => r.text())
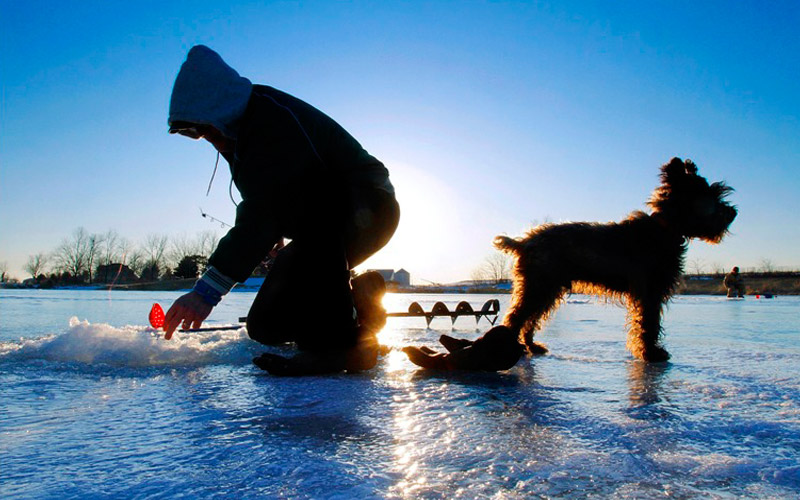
top-left (162, 201), bottom-right (274, 340)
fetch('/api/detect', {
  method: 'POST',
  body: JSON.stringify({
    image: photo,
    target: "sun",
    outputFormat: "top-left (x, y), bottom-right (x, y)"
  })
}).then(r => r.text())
top-left (354, 162), bottom-right (463, 284)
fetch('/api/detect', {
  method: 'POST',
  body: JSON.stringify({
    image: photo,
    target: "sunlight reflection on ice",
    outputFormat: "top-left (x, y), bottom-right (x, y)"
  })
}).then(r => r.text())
top-left (383, 349), bottom-right (409, 373)
top-left (391, 389), bottom-right (428, 498)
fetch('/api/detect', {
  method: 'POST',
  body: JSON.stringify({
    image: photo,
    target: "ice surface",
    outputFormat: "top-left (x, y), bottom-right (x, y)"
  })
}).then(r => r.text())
top-left (1, 317), bottom-right (259, 367)
top-left (1, 290), bottom-right (799, 498)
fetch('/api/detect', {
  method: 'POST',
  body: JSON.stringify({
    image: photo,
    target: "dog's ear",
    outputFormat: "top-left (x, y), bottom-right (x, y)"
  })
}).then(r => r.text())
top-left (661, 157), bottom-right (692, 184)
top-left (684, 159), bottom-right (698, 176)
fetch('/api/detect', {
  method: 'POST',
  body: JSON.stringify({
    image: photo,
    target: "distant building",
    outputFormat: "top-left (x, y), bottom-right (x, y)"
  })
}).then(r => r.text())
top-left (366, 268), bottom-right (411, 287)
top-left (95, 263), bottom-right (138, 284)
top-left (393, 268), bottom-right (410, 287)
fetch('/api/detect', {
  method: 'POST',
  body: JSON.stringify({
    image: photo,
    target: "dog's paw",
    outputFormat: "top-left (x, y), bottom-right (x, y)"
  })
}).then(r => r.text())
top-left (527, 341), bottom-right (549, 355)
top-left (642, 345), bottom-right (671, 363)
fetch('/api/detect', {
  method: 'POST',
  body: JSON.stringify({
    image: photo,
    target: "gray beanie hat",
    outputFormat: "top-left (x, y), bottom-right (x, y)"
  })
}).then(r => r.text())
top-left (168, 45), bottom-right (252, 139)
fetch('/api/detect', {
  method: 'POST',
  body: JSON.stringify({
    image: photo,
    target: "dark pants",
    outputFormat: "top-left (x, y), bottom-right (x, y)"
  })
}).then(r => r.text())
top-left (246, 184), bottom-right (399, 352)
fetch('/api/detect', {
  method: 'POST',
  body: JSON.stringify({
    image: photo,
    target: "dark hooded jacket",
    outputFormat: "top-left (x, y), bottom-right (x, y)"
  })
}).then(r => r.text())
top-left (210, 84), bottom-right (393, 281)
top-left (169, 45), bottom-right (393, 288)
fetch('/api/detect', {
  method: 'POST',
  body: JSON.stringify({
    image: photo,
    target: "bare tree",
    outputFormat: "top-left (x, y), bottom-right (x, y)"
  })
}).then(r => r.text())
top-left (115, 237), bottom-right (133, 263)
top-left (141, 233), bottom-right (169, 279)
top-left (94, 231), bottom-right (128, 282)
top-left (171, 231), bottom-right (219, 262)
top-left (759, 258), bottom-right (775, 273)
top-left (85, 232), bottom-right (104, 283)
top-left (196, 230), bottom-right (220, 257)
top-left (471, 252), bottom-right (512, 284)
top-left (99, 230), bottom-right (120, 267)
top-left (688, 258), bottom-right (705, 276)
top-left (169, 233), bottom-right (199, 269)
top-left (53, 227), bottom-right (90, 278)
top-left (25, 253), bottom-right (49, 278)
top-left (170, 230), bottom-right (219, 273)
top-left (126, 249), bottom-right (148, 277)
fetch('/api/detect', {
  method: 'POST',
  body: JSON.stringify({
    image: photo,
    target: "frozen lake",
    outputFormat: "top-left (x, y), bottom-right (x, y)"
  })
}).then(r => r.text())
top-left (1, 289), bottom-right (799, 498)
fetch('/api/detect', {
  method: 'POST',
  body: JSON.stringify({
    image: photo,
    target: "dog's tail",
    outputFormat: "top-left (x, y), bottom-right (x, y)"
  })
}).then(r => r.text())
top-left (493, 235), bottom-right (522, 254)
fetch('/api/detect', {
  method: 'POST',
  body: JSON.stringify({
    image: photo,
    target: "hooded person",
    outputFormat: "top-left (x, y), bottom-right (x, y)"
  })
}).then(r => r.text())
top-left (163, 45), bottom-right (400, 374)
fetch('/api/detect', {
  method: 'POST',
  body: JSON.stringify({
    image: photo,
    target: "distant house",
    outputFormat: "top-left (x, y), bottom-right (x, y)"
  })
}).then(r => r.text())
top-left (95, 263), bottom-right (138, 284)
top-left (393, 268), bottom-right (410, 287)
top-left (366, 268), bottom-right (411, 287)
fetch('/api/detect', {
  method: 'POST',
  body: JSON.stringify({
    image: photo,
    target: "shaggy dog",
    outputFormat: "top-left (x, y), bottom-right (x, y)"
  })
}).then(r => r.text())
top-left (494, 157), bottom-right (736, 362)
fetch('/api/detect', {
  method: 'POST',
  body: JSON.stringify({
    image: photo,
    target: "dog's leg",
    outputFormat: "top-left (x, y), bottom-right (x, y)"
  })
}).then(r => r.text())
top-left (504, 279), bottom-right (562, 355)
top-left (626, 296), bottom-right (670, 362)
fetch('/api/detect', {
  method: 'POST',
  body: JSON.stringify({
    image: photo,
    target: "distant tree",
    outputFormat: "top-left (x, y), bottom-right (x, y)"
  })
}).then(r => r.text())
top-left (196, 230), bottom-right (220, 257)
top-left (688, 258), bottom-right (705, 275)
top-left (161, 267), bottom-right (175, 281)
top-left (170, 231), bottom-right (219, 270)
top-left (94, 232), bottom-right (138, 282)
top-left (126, 250), bottom-right (147, 278)
top-left (84, 232), bottom-right (104, 283)
top-left (169, 234), bottom-right (194, 270)
top-left (471, 252), bottom-right (512, 284)
top-left (117, 237), bottom-right (135, 263)
top-left (759, 258), bottom-right (775, 273)
top-left (53, 227), bottom-right (90, 280)
top-left (24, 253), bottom-right (49, 278)
top-left (98, 230), bottom-right (120, 270)
top-left (140, 261), bottom-right (161, 282)
top-left (141, 233), bottom-right (169, 280)
top-left (174, 255), bottom-right (208, 279)
top-left (0, 261), bottom-right (8, 282)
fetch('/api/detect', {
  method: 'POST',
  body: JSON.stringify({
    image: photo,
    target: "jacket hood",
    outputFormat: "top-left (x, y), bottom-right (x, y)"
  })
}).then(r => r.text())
top-left (168, 45), bottom-right (252, 139)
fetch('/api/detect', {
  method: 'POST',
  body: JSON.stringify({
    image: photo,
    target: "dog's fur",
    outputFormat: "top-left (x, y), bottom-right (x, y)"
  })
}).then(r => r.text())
top-left (495, 158), bottom-right (736, 362)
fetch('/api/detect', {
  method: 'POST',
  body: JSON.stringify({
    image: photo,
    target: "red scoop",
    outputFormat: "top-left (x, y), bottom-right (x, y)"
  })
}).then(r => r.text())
top-left (149, 303), bottom-right (165, 329)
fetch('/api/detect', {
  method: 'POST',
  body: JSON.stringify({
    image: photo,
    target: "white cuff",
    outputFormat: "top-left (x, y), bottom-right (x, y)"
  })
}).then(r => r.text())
top-left (199, 266), bottom-right (236, 295)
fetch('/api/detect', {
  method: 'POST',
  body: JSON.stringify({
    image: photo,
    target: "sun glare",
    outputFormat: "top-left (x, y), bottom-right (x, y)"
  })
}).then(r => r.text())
top-left (355, 162), bottom-right (463, 284)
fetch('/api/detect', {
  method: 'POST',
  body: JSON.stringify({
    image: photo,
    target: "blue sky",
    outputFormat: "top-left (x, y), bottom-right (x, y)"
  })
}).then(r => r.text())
top-left (2, 1), bottom-right (798, 283)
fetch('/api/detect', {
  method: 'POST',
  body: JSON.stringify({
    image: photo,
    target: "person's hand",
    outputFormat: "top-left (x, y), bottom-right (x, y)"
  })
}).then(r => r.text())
top-left (163, 291), bottom-right (213, 340)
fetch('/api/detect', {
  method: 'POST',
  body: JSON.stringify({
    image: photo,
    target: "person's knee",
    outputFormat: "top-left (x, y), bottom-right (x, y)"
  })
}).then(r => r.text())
top-left (246, 309), bottom-right (293, 345)
top-left (346, 194), bottom-right (400, 268)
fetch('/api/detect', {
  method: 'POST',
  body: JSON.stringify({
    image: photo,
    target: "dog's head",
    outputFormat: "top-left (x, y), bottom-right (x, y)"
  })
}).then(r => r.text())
top-left (648, 157), bottom-right (737, 243)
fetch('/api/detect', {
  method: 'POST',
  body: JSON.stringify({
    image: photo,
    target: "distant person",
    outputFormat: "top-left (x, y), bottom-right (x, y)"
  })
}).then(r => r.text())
top-left (162, 45), bottom-right (400, 375)
top-left (724, 266), bottom-right (745, 298)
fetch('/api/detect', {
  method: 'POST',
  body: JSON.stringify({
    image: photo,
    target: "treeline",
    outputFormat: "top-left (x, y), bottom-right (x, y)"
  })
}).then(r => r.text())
top-left (681, 271), bottom-right (800, 295)
top-left (18, 227), bottom-right (223, 287)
